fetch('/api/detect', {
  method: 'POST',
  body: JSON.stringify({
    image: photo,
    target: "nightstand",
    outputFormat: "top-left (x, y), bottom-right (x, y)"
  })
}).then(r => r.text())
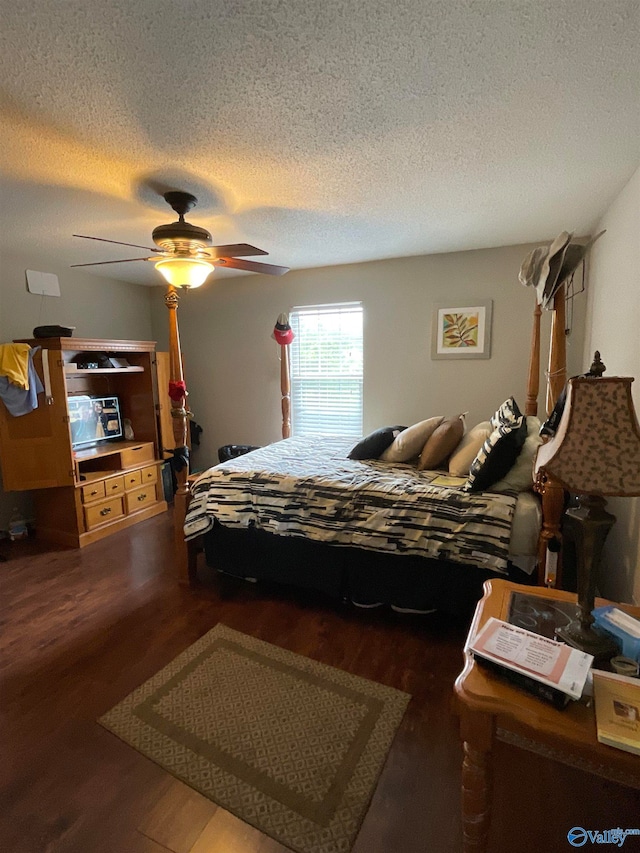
top-left (454, 579), bottom-right (640, 853)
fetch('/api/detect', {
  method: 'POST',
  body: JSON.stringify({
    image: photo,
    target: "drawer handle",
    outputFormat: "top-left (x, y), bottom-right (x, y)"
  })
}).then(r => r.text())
top-left (111, 484), bottom-right (119, 490)
top-left (100, 507), bottom-right (112, 516)
top-left (137, 493), bottom-right (147, 501)
top-left (90, 489), bottom-right (99, 496)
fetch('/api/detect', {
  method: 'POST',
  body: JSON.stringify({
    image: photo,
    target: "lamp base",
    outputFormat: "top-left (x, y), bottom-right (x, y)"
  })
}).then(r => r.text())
top-left (556, 620), bottom-right (619, 662)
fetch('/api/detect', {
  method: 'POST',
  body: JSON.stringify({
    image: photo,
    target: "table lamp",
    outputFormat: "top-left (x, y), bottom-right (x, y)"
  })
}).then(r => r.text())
top-left (534, 352), bottom-right (640, 658)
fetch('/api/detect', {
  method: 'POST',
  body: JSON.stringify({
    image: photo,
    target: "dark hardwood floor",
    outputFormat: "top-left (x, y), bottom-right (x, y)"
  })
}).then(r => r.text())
top-left (1, 512), bottom-right (638, 853)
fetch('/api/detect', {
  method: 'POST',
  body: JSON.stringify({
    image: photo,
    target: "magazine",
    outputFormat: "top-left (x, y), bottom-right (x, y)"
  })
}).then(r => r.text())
top-left (592, 669), bottom-right (640, 756)
top-left (470, 617), bottom-right (593, 705)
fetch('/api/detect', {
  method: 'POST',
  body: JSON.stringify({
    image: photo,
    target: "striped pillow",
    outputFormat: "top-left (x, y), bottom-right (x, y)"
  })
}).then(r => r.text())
top-left (465, 398), bottom-right (528, 492)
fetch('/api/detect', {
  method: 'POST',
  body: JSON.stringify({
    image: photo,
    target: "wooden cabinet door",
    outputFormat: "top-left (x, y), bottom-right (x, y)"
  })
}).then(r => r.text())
top-left (155, 351), bottom-right (174, 458)
top-left (155, 351), bottom-right (191, 456)
top-left (0, 348), bottom-right (75, 490)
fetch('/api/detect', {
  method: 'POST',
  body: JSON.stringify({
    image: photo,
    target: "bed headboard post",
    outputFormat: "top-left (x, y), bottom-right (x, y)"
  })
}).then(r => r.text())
top-left (165, 285), bottom-right (194, 585)
top-left (281, 344), bottom-right (291, 439)
top-left (525, 301), bottom-right (542, 417)
top-left (546, 284), bottom-right (567, 415)
top-left (535, 283), bottom-right (568, 587)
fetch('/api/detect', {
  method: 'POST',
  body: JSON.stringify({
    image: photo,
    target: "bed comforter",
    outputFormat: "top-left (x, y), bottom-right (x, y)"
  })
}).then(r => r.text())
top-left (184, 435), bottom-right (519, 574)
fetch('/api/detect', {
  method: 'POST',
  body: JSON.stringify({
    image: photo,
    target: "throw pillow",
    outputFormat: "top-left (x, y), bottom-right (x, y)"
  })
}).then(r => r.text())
top-left (448, 421), bottom-right (492, 477)
top-left (380, 416), bottom-right (445, 463)
top-left (490, 416), bottom-right (543, 492)
top-left (465, 397), bottom-right (527, 492)
top-left (348, 425), bottom-right (407, 460)
top-left (418, 414), bottom-right (466, 470)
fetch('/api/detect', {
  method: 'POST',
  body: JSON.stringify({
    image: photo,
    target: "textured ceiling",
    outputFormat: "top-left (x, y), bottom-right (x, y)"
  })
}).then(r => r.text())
top-left (0, 0), bottom-right (638, 285)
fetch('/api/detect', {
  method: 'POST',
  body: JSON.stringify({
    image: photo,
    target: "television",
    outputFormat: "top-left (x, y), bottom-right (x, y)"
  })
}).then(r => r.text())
top-left (69, 395), bottom-right (124, 450)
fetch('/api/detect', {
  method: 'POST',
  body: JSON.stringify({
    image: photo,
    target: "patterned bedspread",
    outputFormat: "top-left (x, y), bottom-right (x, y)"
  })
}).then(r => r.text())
top-left (184, 435), bottom-right (519, 574)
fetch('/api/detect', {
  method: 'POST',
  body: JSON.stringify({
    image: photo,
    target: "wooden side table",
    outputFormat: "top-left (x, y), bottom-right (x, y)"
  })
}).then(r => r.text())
top-left (454, 578), bottom-right (640, 853)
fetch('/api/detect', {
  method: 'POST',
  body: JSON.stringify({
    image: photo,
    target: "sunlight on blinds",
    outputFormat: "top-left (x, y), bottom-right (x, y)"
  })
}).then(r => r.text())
top-left (290, 303), bottom-right (363, 437)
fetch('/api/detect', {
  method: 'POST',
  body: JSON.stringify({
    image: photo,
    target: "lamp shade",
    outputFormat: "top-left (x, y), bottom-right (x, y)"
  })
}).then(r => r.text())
top-left (534, 376), bottom-right (640, 496)
top-left (154, 257), bottom-right (214, 288)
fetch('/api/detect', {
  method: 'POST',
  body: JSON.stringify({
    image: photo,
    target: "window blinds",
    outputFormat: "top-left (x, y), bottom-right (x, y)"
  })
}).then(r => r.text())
top-left (289, 302), bottom-right (363, 437)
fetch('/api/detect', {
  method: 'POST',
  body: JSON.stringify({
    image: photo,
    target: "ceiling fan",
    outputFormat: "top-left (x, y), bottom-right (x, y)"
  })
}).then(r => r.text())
top-left (72, 191), bottom-right (290, 287)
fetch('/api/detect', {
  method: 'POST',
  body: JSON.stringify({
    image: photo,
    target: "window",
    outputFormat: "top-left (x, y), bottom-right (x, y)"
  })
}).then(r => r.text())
top-left (289, 302), bottom-right (363, 437)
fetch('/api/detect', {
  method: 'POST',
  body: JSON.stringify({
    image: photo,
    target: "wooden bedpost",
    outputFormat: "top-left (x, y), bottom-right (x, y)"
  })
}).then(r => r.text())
top-left (165, 285), bottom-right (195, 586)
top-left (525, 301), bottom-right (541, 417)
top-left (546, 284), bottom-right (567, 415)
top-left (534, 284), bottom-right (568, 587)
top-left (281, 343), bottom-right (291, 439)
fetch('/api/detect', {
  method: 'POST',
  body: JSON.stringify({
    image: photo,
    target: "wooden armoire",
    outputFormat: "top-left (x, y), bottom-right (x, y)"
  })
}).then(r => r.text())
top-left (0, 337), bottom-right (170, 548)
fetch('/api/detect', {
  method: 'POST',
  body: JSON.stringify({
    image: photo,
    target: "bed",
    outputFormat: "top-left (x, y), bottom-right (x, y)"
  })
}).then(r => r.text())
top-left (184, 434), bottom-right (542, 614)
top-left (165, 279), bottom-right (568, 615)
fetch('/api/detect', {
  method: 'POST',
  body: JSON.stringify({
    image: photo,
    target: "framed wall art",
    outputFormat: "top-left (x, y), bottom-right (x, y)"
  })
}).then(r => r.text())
top-left (431, 300), bottom-right (493, 360)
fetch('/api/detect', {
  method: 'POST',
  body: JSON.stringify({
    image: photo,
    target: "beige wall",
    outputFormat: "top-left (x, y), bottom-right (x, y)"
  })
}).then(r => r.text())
top-left (583, 165), bottom-right (640, 604)
top-left (150, 242), bottom-right (586, 475)
top-left (0, 249), bottom-right (154, 527)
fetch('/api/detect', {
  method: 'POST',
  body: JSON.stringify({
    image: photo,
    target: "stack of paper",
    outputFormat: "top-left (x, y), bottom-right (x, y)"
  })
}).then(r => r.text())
top-left (470, 617), bottom-right (594, 708)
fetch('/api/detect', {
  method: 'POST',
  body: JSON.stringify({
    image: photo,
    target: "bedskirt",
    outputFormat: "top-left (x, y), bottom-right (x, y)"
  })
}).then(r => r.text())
top-left (202, 520), bottom-right (531, 618)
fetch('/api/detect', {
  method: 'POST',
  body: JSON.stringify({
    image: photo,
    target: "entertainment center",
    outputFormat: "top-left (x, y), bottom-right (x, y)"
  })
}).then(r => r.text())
top-left (0, 337), bottom-right (168, 547)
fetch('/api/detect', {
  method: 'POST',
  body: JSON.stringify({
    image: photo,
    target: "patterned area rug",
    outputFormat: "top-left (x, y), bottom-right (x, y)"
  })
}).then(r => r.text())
top-left (99, 624), bottom-right (410, 853)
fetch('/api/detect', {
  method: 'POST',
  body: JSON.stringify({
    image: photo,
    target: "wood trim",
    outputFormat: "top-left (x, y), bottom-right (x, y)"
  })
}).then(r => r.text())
top-left (16, 338), bottom-right (157, 352)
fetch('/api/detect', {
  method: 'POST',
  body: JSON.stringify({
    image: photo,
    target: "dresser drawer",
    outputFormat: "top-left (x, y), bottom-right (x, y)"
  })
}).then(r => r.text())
top-left (81, 480), bottom-right (105, 504)
top-left (104, 475), bottom-right (125, 497)
top-left (119, 444), bottom-right (155, 468)
top-left (84, 495), bottom-right (125, 529)
top-left (124, 470), bottom-right (142, 489)
top-left (125, 483), bottom-right (158, 514)
top-left (140, 464), bottom-right (158, 485)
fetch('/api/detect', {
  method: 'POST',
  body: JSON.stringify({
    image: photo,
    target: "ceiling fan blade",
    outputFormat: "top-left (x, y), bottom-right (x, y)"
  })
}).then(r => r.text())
top-left (207, 243), bottom-right (269, 257)
top-left (213, 257), bottom-right (290, 276)
top-left (70, 257), bottom-right (152, 268)
top-left (73, 234), bottom-right (159, 252)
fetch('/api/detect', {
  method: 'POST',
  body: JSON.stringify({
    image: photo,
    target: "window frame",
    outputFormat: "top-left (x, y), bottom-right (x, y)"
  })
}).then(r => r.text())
top-left (288, 301), bottom-right (364, 438)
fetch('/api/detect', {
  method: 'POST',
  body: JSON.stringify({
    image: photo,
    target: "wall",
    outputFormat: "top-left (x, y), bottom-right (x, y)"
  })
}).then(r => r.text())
top-left (150, 242), bottom-right (587, 475)
top-left (583, 165), bottom-right (640, 604)
top-left (0, 249), bottom-right (154, 528)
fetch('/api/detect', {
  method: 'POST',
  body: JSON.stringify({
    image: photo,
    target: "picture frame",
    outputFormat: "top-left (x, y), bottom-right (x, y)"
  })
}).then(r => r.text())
top-left (431, 300), bottom-right (493, 360)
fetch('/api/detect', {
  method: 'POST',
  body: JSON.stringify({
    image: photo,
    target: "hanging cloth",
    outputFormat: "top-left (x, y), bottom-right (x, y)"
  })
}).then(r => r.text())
top-left (0, 347), bottom-right (44, 416)
top-left (0, 343), bottom-right (32, 389)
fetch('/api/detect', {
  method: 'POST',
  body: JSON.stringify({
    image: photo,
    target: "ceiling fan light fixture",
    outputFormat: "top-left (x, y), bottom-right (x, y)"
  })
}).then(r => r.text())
top-left (154, 257), bottom-right (214, 289)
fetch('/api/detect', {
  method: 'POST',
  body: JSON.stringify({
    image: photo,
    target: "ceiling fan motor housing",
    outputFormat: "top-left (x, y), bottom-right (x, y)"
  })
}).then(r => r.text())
top-left (152, 220), bottom-right (213, 252)
top-left (152, 191), bottom-right (213, 252)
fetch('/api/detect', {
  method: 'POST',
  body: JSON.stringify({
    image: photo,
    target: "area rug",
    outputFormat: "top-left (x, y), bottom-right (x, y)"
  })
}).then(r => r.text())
top-left (99, 624), bottom-right (410, 853)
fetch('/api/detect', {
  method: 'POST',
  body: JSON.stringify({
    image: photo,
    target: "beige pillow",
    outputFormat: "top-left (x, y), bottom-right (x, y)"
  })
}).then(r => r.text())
top-left (490, 416), bottom-right (543, 492)
top-left (448, 421), bottom-right (492, 477)
top-left (418, 414), bottom-right (465, 470)
top-left (381, 416), bottom-right (444, 463)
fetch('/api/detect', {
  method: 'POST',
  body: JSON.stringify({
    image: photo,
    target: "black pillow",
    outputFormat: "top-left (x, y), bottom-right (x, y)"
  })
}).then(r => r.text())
top-left (348, 425), bottom-right (407, 460)
top-left (466, 398), bottom-right (527, 492)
